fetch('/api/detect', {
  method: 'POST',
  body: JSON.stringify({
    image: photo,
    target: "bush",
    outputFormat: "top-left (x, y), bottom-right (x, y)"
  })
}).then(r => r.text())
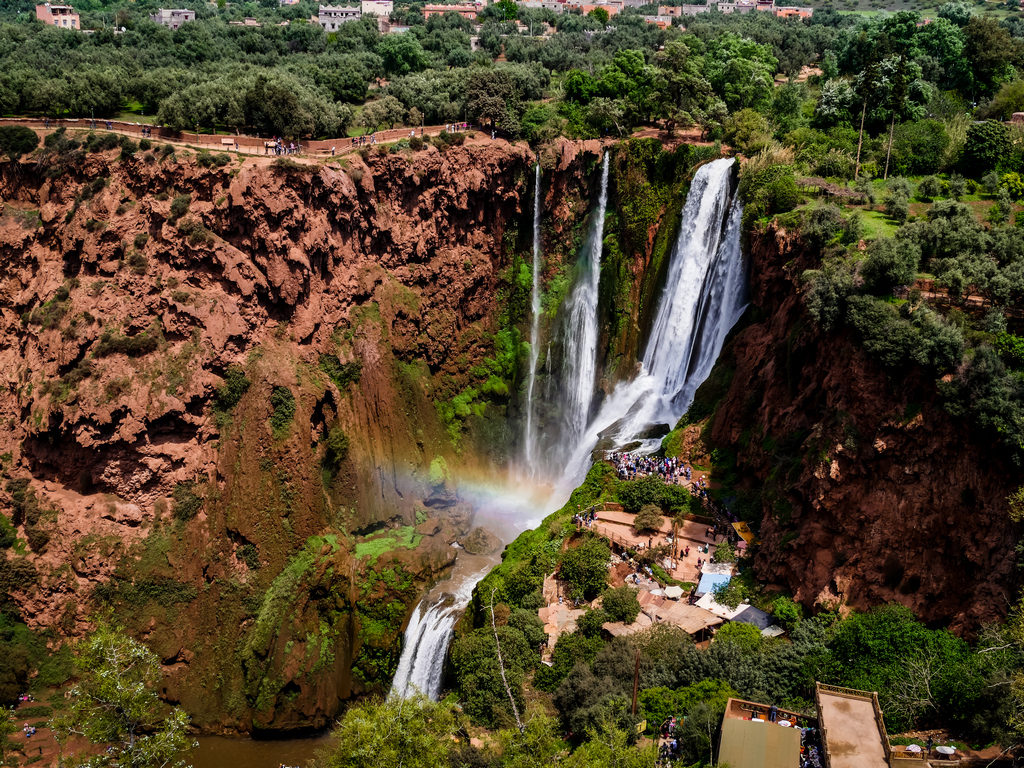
top-left (861, 237), bottom-right (921, 293)
top-left (171, 481), bottom-right (203, 521)
top-left (196, 152), bottom-right (231, 168)
top-left (633, 504), bottom-right (664, 534)
top-left (602, 586), bottom-right (640, 624)
top-left (559, 535), bottom-right (611, 601)
top-left (85, 132), bottom-right (120, 153)
top-left (916, 176), bottom-right (943, 202)
top-left (884, 178), bottom-right (911, 223)
top-left (890, 119), bottom-right (951, 176)
top-left (269, 386), bottom-right (296, 437)
top-left (169, 193), bottom-right (191, 222)
top-left (772, 596), bottom-right (802, 630)
top-left (213, 366), bottom-right (250, 413)
top-left (847, 295), bottom-right (963, 372)
top-left (960, 120), bottom-right (1011, 177)
top-left (94, 327), bottom-right (160, 358)
top-left (739, 164), bottom-right (800, 221)
top-left (319, 354), bottom-right (362, 391)
top-left (322, 425), bottom-right (349, 475)
top-left (408, 135), bottom-right (424, 150)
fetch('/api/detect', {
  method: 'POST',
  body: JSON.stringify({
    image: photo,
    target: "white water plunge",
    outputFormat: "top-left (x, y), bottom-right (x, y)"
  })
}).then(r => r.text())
top-left (388, 565), bottom-right (491, 700)
top-left (522, 162), bottom-right (543, 472)
top-left (555, 157), bottom-right (746, 496)
top-left (558, 152), bottom-right (610, 454)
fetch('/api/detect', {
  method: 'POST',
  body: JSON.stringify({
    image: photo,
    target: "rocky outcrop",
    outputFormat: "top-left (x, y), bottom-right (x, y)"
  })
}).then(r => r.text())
top-left (0, 137), bottom-right (605, 731)
top-left (706, 224), bottom-right (1020, 634)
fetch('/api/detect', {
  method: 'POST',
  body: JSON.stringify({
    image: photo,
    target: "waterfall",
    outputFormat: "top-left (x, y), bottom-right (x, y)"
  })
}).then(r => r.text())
top-left (556, 157), bottom-right (746, 493)
top-left (390, 157), bottom-right (745, 702)
top-left (390, 567), bottom-right (490, 700)
top-left (522, 161), bottom-right (543, 472)
top-left (558, 152), bottom-right (610, 453)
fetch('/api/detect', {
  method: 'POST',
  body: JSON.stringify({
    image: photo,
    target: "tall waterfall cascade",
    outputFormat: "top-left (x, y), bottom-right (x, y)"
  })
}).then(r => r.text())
top-left (558, 152), bottom-right (610, 457)
top-left (556, 157), bottom-right (746, 494)
top-left (391, 156), bottom-right (745, 701)
top-left (522, 162), bottom-right (543, 473)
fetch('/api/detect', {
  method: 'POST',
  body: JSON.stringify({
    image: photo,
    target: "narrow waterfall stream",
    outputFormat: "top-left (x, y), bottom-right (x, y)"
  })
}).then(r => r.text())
top-left (522, 161), bottom-right (543, 472)
top-left (392, 156), bottom-right (745, 702)
top-left (558, 152), bottom-right (609, 458)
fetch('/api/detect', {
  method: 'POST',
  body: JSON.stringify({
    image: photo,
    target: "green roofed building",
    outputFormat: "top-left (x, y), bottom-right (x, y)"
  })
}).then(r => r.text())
top-left (717, 698), bottom-right (802, 768)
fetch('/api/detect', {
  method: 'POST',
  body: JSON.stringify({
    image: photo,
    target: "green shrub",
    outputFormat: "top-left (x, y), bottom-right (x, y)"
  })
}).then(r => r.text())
top-left (890, 119), bottom-right (951, 176)
top-left (602, 586), bottom-right (640, 624)
top-left (916, 176), bottom-right (943, 202)
top-left (269, 386), bottom-right (296, 437)
top-left (995, 332), bottom-right (1024, 367)
top-left (169, 193), bottom-right (191, 222)
top-left (213, 366), bottom-right (250, 413)
top-left (559, 535), bottom-right (611, 601)
top-left (847, 295), bottom-right (963, 372)
top-left (126, 251), bottom-right (148, 275)
top-left (322, 425), bottom-right (349, 475)
top-left (85, 132), bottom-right (120, 153)
top-left (171, 481), bottom-right (203, 521)
top-left (960, 120), bottom-right (1011, 177)
top-left (633, 504), bottom-right (664, 534)
top-left (861, 237), bottom-right (921, 293)
top-left (319, 354), bottom-right (362, 391)
top-left (93, 327), bottom-right (160, 358)
top-left (738, 164), bottom-right (800, 221)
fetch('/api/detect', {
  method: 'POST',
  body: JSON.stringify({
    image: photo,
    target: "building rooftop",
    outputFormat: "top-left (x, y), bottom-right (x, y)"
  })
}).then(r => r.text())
top-left (718, 716), bottom-right (802, 768)
top-left (815, 684), bottom-right (889, 768)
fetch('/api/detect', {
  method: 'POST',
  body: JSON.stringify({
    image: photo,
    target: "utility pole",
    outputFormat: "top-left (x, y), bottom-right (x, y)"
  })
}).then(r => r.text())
top-left (631, 648), bottom-right (640, 715)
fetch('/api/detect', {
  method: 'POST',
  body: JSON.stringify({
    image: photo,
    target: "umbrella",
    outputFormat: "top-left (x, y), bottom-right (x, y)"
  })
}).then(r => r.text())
top-left (905, 745), bottom-right (922, 753)
top-left (935, 746), bottom-right (956, 755)
top-left (664, 585), bottom-right (684, 599)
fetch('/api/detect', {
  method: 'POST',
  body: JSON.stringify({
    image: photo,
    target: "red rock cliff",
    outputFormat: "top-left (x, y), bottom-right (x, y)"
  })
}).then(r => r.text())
top-left (707, 224), bottom-right (1020, 634)
top-left (0, 136), bottom-right (603, 730)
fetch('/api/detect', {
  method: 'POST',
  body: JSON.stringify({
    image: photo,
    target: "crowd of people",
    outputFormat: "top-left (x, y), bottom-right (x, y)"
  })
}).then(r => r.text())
top-left (609, 451), bottom-right (718, 502)
top-left (610, 452), bottom-right (691, 484)
top-left (265, 138), bottom-right (300, 155)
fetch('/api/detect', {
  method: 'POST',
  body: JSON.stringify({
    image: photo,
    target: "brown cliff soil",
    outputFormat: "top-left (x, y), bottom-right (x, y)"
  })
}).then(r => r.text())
top-left (703, 223), bottom-right (1020, 634)
top-left (0, 137), bottom-right (604, 731)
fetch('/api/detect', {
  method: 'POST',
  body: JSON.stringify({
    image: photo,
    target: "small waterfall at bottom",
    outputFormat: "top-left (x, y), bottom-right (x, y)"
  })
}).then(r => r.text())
top-left (389, 569), bottom-right (487, 700)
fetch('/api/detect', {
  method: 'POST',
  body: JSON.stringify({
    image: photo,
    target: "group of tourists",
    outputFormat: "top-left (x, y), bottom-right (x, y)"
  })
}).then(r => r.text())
top-left (22, 722), bottom-right (37, 738)
top-left (352, 133), bottom-right (376, 146)
top-left (444, 121), bottom-right (469, 133)
top-left (609, 452), bottom-right (693, 485)
top-left (265, 138), bottom-right (299, 155)
top-left (572, 506), bottom-right (598, 529)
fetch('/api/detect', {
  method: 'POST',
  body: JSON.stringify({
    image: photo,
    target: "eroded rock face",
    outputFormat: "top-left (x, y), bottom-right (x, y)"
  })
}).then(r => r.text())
top-left (0, 139), bottom-right (604, 731)
top-left (708, 224), bottom-right (1020, 635)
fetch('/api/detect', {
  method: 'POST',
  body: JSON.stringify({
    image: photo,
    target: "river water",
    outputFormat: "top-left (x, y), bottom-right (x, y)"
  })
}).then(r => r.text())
top-left (189, 734), bottom-right (332, 768)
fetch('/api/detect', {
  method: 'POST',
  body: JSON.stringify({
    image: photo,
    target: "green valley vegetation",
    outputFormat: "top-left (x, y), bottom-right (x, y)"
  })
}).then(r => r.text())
top-left (0, 0), bottom-right (1018, 145)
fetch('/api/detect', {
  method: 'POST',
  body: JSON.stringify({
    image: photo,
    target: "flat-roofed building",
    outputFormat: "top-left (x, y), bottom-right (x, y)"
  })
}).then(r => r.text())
top-left (317, 4), bottom-right (361, 29)
top-left (35, 3), bottom-right (80, 29)
top-left (422, 3), bottom-right (480, 19)
top-left (717, 698), bottom-right (804, 768)
top-left (361, 0), bottom-right (393, 14)
top-left (150, 8), bottom-right (196, 28)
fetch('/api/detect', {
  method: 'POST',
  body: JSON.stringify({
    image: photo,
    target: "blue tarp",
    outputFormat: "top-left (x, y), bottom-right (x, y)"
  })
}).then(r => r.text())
top-left (696, 573), bottom-right (731, 597)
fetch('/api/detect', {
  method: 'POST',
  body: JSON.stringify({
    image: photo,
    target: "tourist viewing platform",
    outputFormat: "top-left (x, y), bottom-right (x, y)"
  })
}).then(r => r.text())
top-left (815, 683), bottom-right (891, 768)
